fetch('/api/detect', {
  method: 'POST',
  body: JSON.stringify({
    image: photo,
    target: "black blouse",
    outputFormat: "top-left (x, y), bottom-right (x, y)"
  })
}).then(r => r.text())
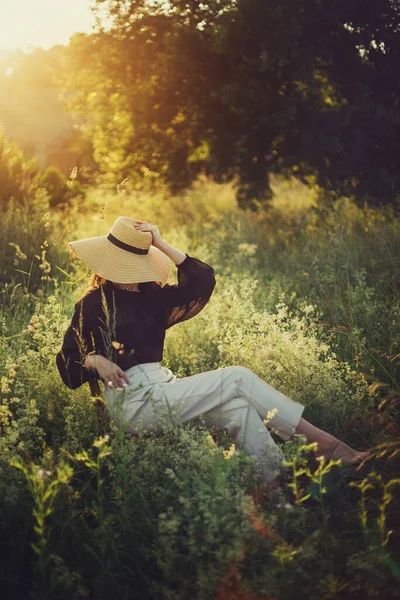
top-left (56, 254), bottom-right (216, 390)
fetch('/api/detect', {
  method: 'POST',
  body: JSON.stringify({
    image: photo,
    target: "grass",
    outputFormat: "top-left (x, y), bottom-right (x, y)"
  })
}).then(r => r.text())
top-left (0, 175), bottom-right (399, 599)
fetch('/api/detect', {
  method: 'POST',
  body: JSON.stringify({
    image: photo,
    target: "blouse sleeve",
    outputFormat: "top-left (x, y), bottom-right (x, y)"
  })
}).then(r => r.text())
top-left (56, 298), bottom-right (100, 390)
top-left (159, 253), bottom-right (216, 329)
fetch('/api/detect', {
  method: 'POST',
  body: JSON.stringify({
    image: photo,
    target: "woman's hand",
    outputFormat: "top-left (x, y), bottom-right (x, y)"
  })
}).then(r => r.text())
top-left (84, 354), bottom-right (130, 390)
top-left (134, 220), bottom-right (164, 248)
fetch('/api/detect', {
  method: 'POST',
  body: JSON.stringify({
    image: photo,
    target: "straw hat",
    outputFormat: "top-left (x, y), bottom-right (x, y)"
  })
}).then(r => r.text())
top-left (68, 216), bottom-right (172, 284)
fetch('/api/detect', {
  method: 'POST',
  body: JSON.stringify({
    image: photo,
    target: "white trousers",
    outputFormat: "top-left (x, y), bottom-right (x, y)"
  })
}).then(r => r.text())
top-left (103, 362), bottom-right (305, 482)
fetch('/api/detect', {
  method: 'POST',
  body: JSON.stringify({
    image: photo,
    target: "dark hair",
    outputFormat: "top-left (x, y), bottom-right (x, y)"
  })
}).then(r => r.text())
top-left (79, 273), bottom-right (162, 301)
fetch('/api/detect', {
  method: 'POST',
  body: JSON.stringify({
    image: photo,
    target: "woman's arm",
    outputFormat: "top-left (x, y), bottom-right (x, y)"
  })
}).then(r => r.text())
top-left (133, 221), bottom-right (187, 265)
top-left (133, 220), bottom-right (216, 328)
top-left (157, 253), bottom-right (216, 329)
top-left (155, 239), bottom-right (187, 266)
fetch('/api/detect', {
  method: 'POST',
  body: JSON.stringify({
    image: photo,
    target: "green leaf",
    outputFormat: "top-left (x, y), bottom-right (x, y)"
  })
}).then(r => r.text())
top-left (13, 268), bottom-right (30, 275)
top-left (55, 265), bottom-right (74, 279)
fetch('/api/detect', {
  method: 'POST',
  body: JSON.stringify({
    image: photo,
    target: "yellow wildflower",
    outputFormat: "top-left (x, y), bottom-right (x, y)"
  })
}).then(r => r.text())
top-left (223, 444), bottom-right (236, 460)
top-left (204, 434), bottom-right (217, 455)
top-left (263, 408), bottom-right (278, 425)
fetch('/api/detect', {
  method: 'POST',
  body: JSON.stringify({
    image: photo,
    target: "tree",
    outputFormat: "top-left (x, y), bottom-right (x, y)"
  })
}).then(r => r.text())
top-left (63, 0), bottom-right (400, 208)
top-left (0, 126), bottom-right (39, 205)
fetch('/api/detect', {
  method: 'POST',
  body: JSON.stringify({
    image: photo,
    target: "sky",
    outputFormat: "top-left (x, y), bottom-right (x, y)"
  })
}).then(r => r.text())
top-left (0, 0), bottom-right (101, 52)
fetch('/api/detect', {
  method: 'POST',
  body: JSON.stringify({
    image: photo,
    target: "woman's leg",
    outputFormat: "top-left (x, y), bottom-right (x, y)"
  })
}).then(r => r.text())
top-left (204, 395), bottom-right (286, 483)
top-left (117, 365), bottom-right (367, 482)
top-left (129, 365), bottom-right (305, 442)
top-left (295, 418), bottom-right (369, 465)
top-left (221, 367), bottom-right (369, 464)
top-left (124, 365), bottom-right (305, 483)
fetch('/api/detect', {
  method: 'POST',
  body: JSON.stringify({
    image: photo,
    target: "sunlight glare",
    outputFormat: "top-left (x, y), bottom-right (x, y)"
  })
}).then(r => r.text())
top-left (0, 0), bottom-right (98, 52)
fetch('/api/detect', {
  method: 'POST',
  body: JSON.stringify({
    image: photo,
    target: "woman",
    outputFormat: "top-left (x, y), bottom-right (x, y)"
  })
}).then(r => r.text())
top-left (56, 216), bottom-right (369, 483)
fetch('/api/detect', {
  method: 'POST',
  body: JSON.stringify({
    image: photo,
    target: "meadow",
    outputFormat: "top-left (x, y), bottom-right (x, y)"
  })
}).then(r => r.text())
top-left (0, 175), bottom-right (399, 599)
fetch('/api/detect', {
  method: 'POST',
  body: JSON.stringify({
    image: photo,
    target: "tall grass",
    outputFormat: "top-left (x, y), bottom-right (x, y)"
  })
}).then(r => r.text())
top-left (0, 176), bottom-right (399, 599)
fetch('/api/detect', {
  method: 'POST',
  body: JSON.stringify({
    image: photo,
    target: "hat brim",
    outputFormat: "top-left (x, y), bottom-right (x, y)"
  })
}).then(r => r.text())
top-left (68, 235), bottom-right (171, 284)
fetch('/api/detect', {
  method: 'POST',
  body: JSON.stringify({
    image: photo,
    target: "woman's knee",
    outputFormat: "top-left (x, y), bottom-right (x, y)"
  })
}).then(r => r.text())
top-left (223, 365), bottom-right (254, 395)
top-left (226, 365), bottom-right (253, 377)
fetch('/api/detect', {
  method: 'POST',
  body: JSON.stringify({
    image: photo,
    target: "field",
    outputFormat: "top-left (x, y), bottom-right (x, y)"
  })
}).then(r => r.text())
top-left (1, 175), bottom-right (399, 599)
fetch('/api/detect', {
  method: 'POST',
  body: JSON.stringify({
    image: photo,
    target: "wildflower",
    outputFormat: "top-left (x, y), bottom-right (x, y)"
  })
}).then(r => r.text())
top-left (42, 212), bottom-right (50, 228)
top-left (204, 434), bottom-right (216, 447)
top-left (8, 366), bottom-right (17, 380)
top-left (204, 434), bottom-right (217, 455)
top-left (223, 444), bottom-right (236, 460)
top-left (117, 177), bottom-right (129, 195)
top-left (263, 408), bottom-right (278, 425)
top-left (238, 243), bottom-right (257, 257)
top-left (112, 341), bottom-right (125, 354)
top-left (93, 435), bottom-right (110, 448)
top-left (8, 242), bottom-right (27, 261)
top-left (26, 313), bottom-right (41, 334)
top-left (38, 246), bottom-right (51, 276)
top-left (303, 304), bottom-right (315, 315)
top-left (1, 377), bottom-right (10, 394)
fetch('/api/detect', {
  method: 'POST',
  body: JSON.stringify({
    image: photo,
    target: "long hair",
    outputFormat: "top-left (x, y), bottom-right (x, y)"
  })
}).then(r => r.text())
top-left (79, 273), bottom-right (162, 301)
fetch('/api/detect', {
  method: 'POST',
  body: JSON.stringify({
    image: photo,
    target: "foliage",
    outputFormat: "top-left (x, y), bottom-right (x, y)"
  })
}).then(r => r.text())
top-left (0, 179), bottom-right (399, 598)
top-left (0, 46), bottom-right (94, 176)
top-left (0, 144), bottom-right (83, 296)
top-left (36, 166), bottom-right (85, 208)
top-left (51, 0), bottom-right (400, 207)
top-left (3, 2), bottom-right (400, 208)
top-left (0, 125), bottom-right (39, 205)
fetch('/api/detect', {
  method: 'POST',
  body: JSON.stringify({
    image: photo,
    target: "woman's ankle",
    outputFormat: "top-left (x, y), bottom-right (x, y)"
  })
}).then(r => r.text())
top-left (314, 433), bottom-right (338, 458)
top-left (295, 418), bottom-right (338, 457)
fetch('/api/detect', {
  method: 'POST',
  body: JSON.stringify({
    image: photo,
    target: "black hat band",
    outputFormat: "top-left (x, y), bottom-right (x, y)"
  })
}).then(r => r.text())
top-left (107, 233), bottom-right (149, 255)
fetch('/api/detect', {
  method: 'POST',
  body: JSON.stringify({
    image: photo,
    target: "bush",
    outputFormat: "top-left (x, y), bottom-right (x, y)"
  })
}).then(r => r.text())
top-left (1, 177), bottom-right (399, 599)
top-left (36, 166), bottom-right (85, 208)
